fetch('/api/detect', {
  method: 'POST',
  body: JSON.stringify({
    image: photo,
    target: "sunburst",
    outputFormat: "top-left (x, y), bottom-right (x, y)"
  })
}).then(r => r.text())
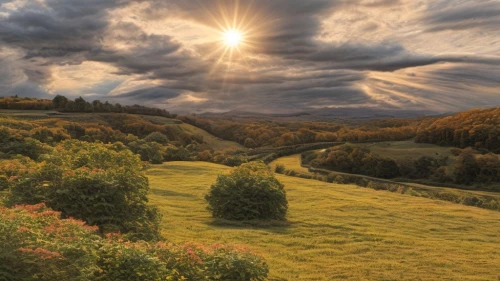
top-left (224, 29), bottom-right (243, 48)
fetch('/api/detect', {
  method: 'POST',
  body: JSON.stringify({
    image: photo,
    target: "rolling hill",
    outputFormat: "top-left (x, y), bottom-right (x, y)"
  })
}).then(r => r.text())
top-left (147, 161), bottom-right (500, 280)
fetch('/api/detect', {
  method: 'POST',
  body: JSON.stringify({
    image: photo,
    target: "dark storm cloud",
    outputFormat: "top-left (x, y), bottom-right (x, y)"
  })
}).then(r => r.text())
top-left (112, 87), bottom-right (181, 100)
top-left (423, 0), bottom-right (500, 32)
top-left (361, 0), bottom-right (400, 8)
top-left (0, 0), bottom-right (132, 85)
top-left (87, 25), bottom-right (186, 75)
top-left (0, 0), bottom-right (115, 57)
top-left (0, 2), bottom-right (206, 89)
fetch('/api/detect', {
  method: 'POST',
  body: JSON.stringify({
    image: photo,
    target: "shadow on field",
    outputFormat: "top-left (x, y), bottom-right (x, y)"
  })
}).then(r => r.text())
top-left (150, 188), bottom-right (196, 198)
top-left (207, 219), bottom-right (291, 233)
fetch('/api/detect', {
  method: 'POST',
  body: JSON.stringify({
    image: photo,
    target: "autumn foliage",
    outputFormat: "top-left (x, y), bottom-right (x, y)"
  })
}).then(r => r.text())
top-left (0, 203), bottom-right (269, 281)
top-left (415, 107), bottom-right (500, 153)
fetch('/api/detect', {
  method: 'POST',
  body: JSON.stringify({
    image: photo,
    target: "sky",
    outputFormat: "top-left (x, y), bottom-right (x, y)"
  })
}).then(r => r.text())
top-left (0, 0), bottom-right (499, 114)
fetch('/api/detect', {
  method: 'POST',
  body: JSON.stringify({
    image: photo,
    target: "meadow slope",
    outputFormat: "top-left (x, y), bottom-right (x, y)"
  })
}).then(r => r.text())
top-left (148, 162), bottom-right (500, 281)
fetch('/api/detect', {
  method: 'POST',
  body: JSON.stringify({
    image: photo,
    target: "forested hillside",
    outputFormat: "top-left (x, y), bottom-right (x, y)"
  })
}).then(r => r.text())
top-left (179, 115), bottom-right (419, 148)
top-left (415, 107), bottom-right (500, 153)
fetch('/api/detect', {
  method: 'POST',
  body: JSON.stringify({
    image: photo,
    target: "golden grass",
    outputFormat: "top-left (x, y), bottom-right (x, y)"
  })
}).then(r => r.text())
top-left (147, 161), bottom-right (500, 280)
top-left (269, 154), bottom-right (312, 174)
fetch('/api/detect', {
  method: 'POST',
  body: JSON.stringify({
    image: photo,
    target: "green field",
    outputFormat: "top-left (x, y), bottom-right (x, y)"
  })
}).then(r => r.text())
top-left (359, 141), bottom-right (457, 170)
top-left (148, 161), bottom-right (500, 280)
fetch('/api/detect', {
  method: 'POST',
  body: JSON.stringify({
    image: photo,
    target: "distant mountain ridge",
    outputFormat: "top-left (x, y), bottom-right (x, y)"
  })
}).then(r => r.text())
top-left (199, 107), bottom-right (440, 120)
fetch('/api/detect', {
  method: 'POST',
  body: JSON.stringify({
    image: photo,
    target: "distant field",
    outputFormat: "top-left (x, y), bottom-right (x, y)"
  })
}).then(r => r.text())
top-left (270, 141), bottom-right (457, 173)
top-left (148, 161), bottom-right (500, 280)
top-left (269, 154), bottom-right (312, 174)
top-left (358, 141), bottom-right (457, 170)
top-left (0, 109), bottom-right (56, 117)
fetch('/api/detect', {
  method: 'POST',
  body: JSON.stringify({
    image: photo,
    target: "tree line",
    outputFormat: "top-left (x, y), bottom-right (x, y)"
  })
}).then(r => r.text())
top-left (0, 95), bottom-right (176, 118)
top-left (303, 144), bottom-right (500, 190)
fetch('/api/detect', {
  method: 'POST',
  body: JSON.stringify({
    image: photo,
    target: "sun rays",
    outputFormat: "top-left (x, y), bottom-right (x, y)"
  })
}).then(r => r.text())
top-left (195, 0), bottom-right (269, 73)
top-left (223, 29), bottom-right (243, 48)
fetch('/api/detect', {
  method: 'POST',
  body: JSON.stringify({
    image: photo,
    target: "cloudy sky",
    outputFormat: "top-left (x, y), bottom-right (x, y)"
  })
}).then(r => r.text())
top-left (0, 0), bottom-right (499, 113)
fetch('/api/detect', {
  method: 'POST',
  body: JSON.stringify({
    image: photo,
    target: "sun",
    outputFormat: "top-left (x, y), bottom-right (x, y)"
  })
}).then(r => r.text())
top-left (224, 29), bottom-right (243, 47)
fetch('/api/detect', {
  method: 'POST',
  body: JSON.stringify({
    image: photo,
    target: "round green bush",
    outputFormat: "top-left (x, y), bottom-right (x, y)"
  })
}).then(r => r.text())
top-left (5, 140), bottom-right (161, 241)
top-left (205, 162), bottom-right (288, 221)
top-left (144, 132), bottom-right (169, 145)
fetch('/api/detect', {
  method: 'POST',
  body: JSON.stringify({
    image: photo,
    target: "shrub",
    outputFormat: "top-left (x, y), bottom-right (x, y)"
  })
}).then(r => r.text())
top-left (334, 175), bottom-right (348, 184)
top-left (326, 173), bottom-right (336, 183)
top-left (454, 148), bottom-right (480, 185)
top-left (0, 175), bottom-right (8, 191)
top-left (6, 140), bottom-right (161, 240)
top-left (144, 132), bottom-right (169, 145)
top-left (197, 150), bottom-right (213, 161)
top-left (244, 138), bottom-right (257, 148)
top-left (0, 203), bottom-right (101, 281)
top-left (153, 243), bottom-right (269, 281)
top-left (206, 162), bottom-right (288, 221)
top-left (274, 164), bottom-right (286, 174)
top-left (0, 203), bottom-right (269, 281)
top-left (450, 147), bottom-right (463, 156)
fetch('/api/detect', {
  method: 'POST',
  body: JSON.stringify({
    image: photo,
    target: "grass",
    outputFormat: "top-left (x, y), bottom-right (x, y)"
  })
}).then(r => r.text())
top-left (147, 161), bottom-right (500, 280)
top-left (178, 123), bottom-right (246, 151)
top-left (360, 140), bottom-right (455, 160)
top-left (142, 114), bottom-right (246, 150)
top-left (359, 141), bottom-right (457, 173)
top-left (269, 154), bottom-right (312, 175)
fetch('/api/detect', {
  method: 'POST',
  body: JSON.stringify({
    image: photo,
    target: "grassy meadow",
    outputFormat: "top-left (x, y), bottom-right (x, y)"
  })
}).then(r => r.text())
top-left (269, 153), bottom-right (312, 174)
top-left (179, 122), bottom-right (246, 151)
top-left (359, 141), bottom-right (457, 173)
top-left (361, 141), bottom-right (455, 160)
top-left (148, 161), bottom-right (500, 281)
